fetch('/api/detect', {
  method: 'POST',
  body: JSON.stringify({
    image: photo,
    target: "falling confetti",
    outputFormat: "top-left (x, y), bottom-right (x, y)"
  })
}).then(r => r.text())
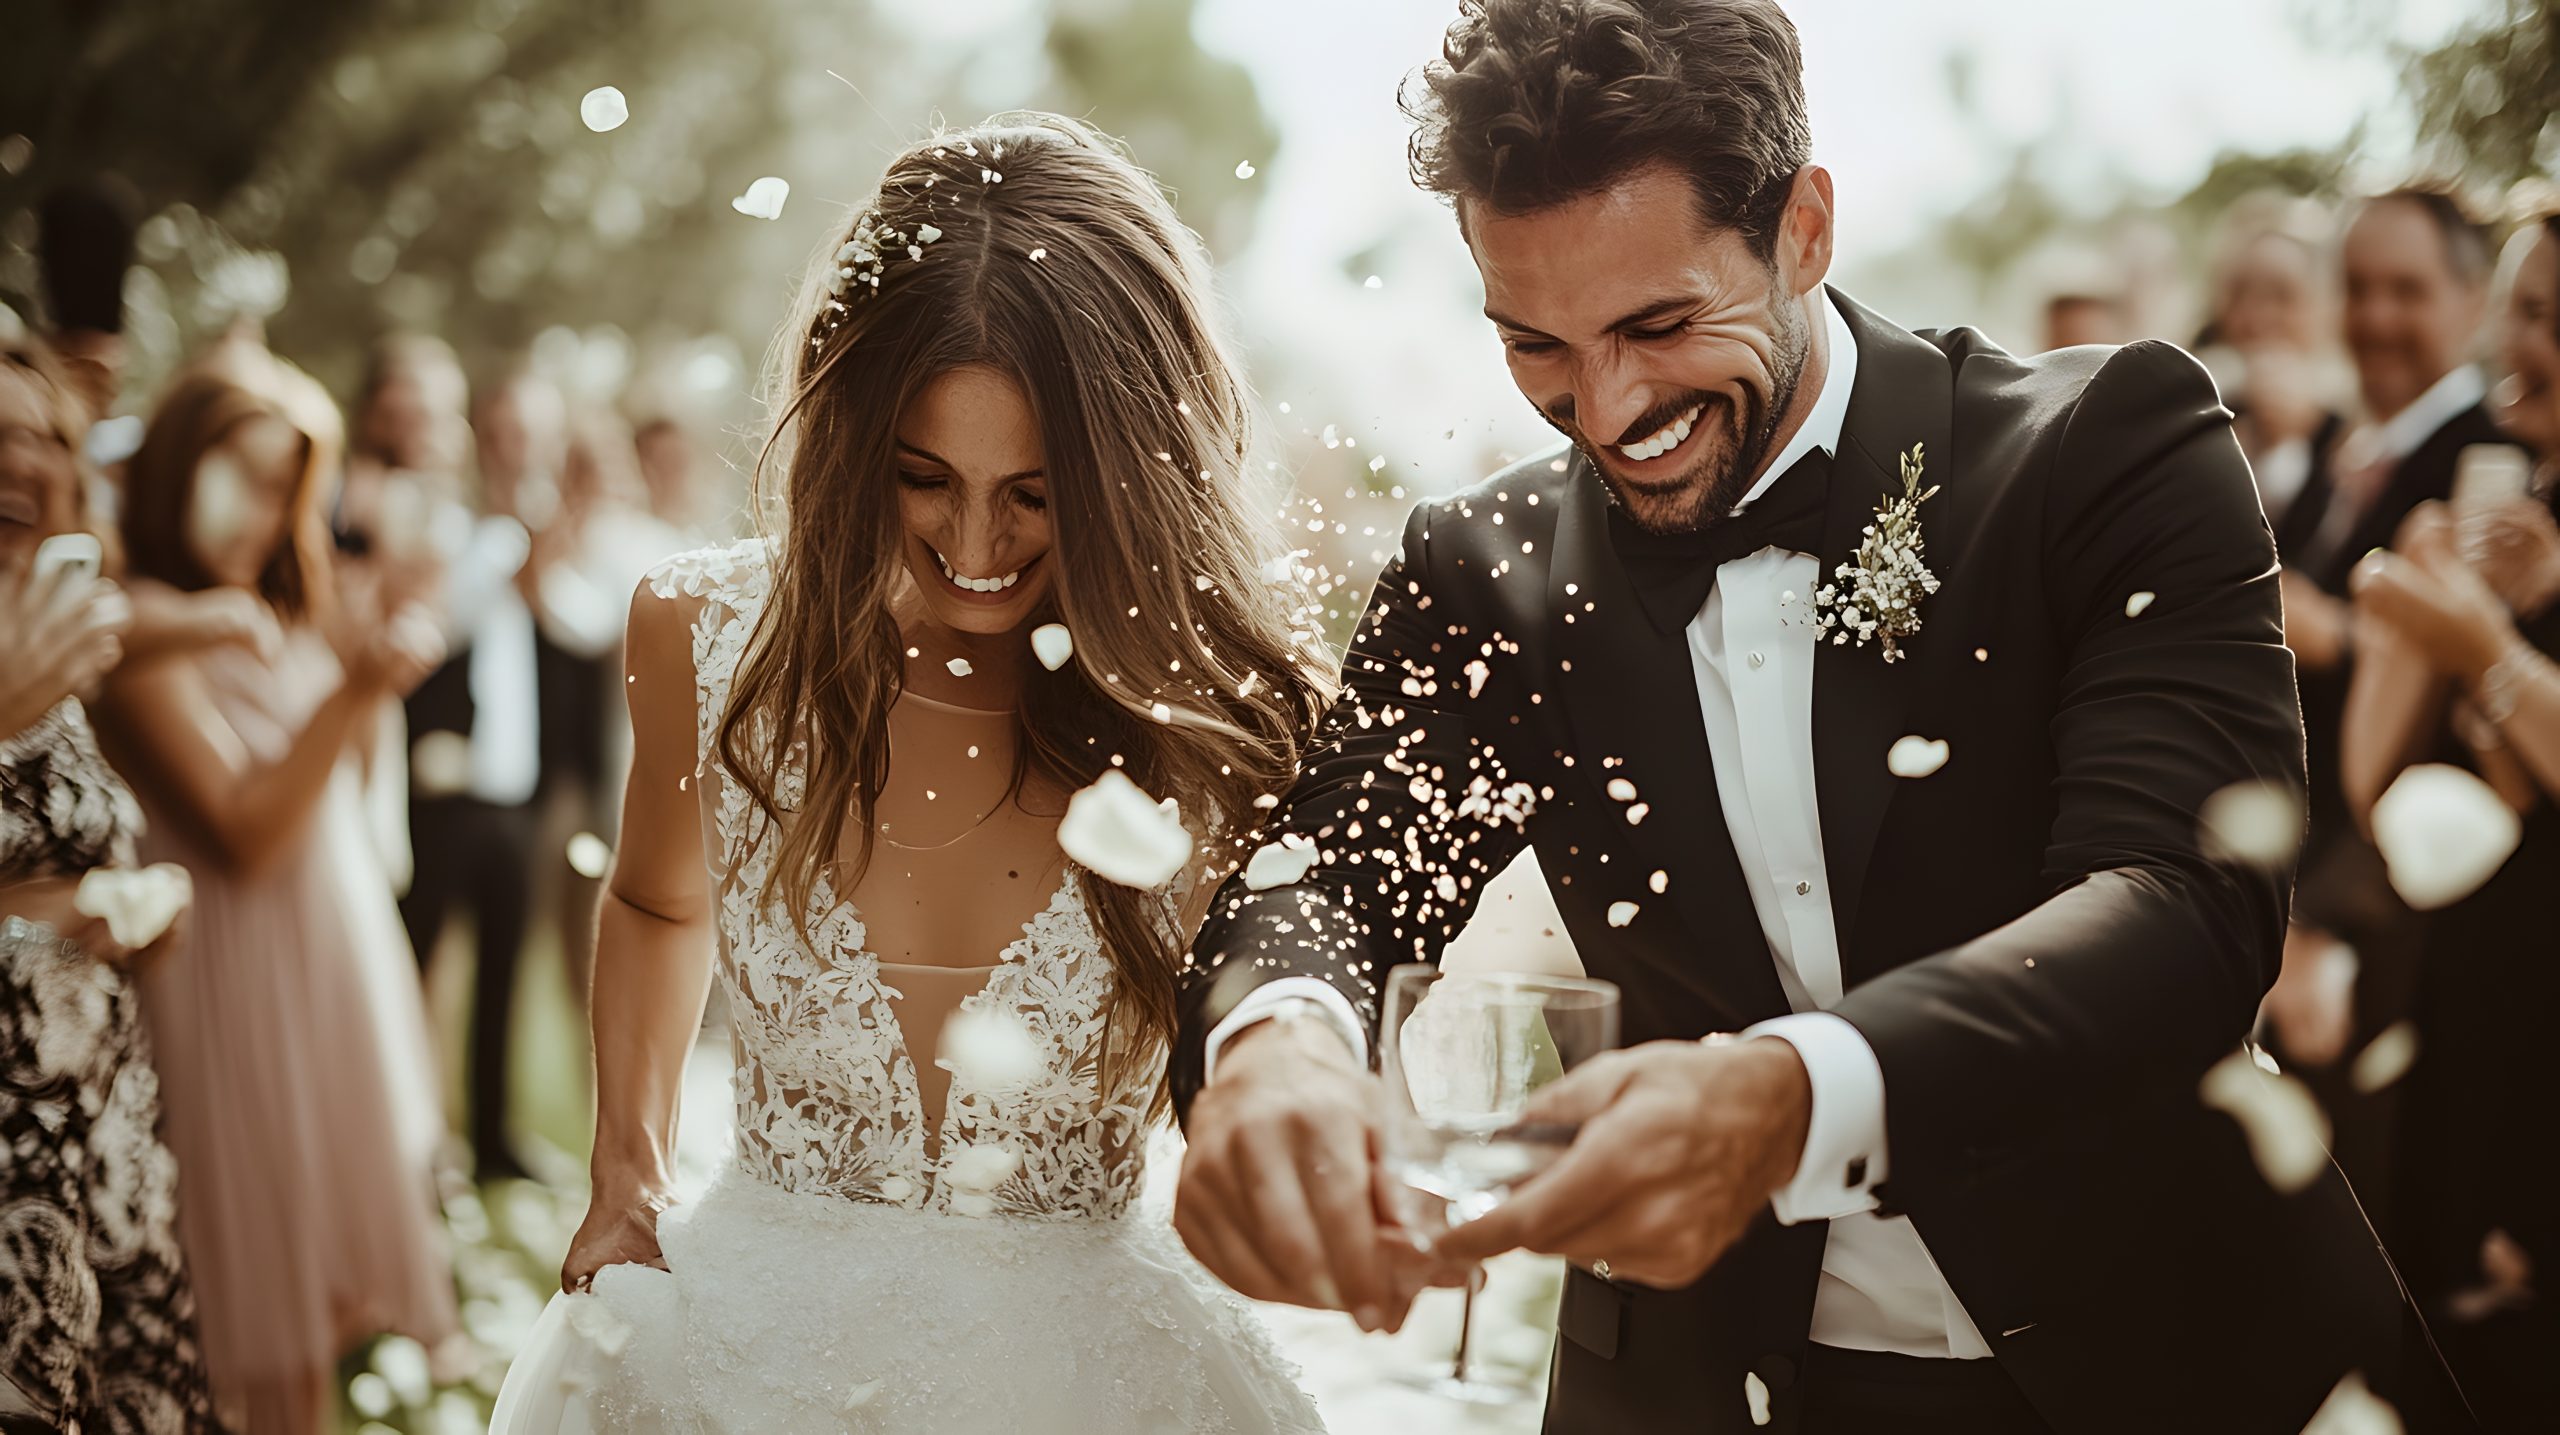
top-left (731, 176), bottom-right (790, 220)
top-left (1151, 701), bottom-right (1173, 723)
top-left (579, 86), bottom-right (629, 133)
top-left (2198, 780), bottom-right (2301, 869)
top-left (1605, 778), bottom-right (1637, 802)
top-left (1031, 623), bottom-right (1073, 671)
top-left (937, 1006), bottom-right (1045, 1093)
top-left (2124, 591), bottom-right (2156, 618)
top-left (2199, 1051), bottom-right (2329, 1194)
top-left (1363, 275), bottom-right (1383, 289)
top-left (1886, 735), bottom-right (1949, 779)
top-left (2370, 764), bottom-right (2522, 909)
top-left (1234, 159), bottom-right (1257, 179)
top-left (1057, 770), bottom-right (1192, 888)
top-left (410, 730), bottom-right (473, 798)
top-left (945, 1141), bottom-right (1022, 1193)
top-left (2350, 1022), bottom-right (2418, 1094)
top-left (1028, 247), bottom-right (1047, 261)
top-left (1242, 835), bottom-right (1321, 891)
top-left (1606, 901), bottom-right (1639, 927)
top-left (1648, 870), bottom-right (1668, 894)
top-left (565, 832), bottom-right (612, 880)
top-left (72, 864), bottom-right (192, 949)
top-left (946, 657), bottom-right (974, 678)
top-left (1744, 1372), bottom-right (1772, 1426)
top-left (2300, 1372), bottom-right (2402, 1435)
top-left (1194, 574), bottom-right (1215, 591)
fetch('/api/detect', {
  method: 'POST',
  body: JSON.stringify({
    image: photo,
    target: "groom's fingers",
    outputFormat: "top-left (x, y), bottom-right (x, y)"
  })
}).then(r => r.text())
top-left (1234, 1132), bottom-right (1343, 1307)
top-left (1175, 1166), bottom-right (1297, 1301)
top-left (1297, 1124), bottom-right (1392, 1325)
top-left (1429, 1104), bottom-right (1647, 1264)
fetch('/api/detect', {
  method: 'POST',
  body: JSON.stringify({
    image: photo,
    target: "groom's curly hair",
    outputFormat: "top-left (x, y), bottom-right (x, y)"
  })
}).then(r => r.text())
top-left (1404, 0), bottom-right (1811, 261)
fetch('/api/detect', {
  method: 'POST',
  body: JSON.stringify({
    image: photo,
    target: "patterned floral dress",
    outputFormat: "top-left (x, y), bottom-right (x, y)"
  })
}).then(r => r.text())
top-left (0, 699), bottom-right (226, 1434)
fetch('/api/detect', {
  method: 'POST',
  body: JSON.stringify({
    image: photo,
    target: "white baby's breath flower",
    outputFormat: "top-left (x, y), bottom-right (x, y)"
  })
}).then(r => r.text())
top-left (1812, 442), bottom-right (1939, 661)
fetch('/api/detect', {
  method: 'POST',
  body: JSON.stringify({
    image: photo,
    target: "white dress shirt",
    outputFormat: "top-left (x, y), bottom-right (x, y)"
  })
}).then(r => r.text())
top-left (1207, 293), bottom-right (1990, 1360)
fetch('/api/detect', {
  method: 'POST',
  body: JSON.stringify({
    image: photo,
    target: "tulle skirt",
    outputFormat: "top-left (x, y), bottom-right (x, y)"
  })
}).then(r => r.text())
top-left (491, 1167), bottom-right (1327, 1434)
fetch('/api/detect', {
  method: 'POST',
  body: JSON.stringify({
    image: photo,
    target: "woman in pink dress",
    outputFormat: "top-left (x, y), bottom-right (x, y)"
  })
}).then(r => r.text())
top-left (93, 345), bottom-right (458, 1435)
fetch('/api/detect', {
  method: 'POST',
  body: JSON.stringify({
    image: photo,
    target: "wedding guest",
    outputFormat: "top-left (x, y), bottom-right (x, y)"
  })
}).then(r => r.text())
top-left (92, 348), bottom-right (458, 1435)
top-left (2339, 208), bottom-right (2560, 1433)
top-left (632, 412), bottom-right (730, 540)
top-left (2261, 187), bottom-right (2505, 1192)
top-left (2193, 194), bottom-right (2349, 534)
top-left (400, 365), bottom-right (565, 1180)
top-left (0, 338), bottom-right (228, 1434)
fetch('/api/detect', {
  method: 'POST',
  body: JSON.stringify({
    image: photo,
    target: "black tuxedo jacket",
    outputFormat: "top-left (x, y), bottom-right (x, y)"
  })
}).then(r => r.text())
top-left (1174, 293), bottom-right (2434, 1433)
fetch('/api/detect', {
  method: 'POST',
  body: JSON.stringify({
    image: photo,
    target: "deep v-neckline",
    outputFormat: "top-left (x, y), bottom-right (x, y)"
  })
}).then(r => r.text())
top-left (805, 861), bottom-right (1085, 1171)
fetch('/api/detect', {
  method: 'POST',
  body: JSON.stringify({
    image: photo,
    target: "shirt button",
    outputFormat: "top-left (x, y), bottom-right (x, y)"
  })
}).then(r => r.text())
top-left (1748, 650), bottom-right (1766, 669)
top-left (1795, 880), bottom-right (1812, 896)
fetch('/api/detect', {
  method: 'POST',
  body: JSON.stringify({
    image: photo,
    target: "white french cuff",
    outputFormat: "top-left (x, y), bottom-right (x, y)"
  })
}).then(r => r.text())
top-left (1738, 1010), bottom-right (1889, 1223)
top-left (1202, 978), bottom-right (1369, 1084)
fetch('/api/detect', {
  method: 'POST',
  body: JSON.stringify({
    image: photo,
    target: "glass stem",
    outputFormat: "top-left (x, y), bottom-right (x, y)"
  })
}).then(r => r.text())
top-left (1451, 1261), bottom-right (1485, 1383)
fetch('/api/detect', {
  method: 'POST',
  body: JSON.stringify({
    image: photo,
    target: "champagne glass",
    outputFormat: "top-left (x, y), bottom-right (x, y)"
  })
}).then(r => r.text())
top-left (1378, 963), bottom-right (1620, 1404)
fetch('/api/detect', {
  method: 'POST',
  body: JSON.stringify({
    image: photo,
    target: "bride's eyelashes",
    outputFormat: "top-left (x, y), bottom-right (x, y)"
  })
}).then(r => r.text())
top-left (895, 471), bottom-right (1048, 513)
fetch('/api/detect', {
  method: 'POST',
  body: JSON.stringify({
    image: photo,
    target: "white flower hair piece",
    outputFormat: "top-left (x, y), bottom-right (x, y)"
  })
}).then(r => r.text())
top-left (810, 208), bottom-right (950, 346)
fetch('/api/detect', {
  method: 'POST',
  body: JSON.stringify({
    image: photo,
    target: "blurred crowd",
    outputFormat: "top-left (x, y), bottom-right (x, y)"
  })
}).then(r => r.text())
top-left (2, 169), bottom-right (2557, 1432)
top-left (2, 181), bottom-right (735, 1433)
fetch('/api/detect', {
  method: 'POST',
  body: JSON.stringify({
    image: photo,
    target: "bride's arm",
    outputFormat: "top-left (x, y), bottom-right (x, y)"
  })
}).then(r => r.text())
top-left (563, 579), bottom-right (717, 1292)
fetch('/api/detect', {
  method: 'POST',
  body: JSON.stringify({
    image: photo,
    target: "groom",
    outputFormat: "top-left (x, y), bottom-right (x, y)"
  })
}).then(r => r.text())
top-left (1170, 2), bottom-right (2442, 1432)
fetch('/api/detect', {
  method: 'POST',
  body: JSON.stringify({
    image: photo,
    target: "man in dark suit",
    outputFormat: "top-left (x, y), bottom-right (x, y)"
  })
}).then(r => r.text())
top-left (1165, 3), bottom-right (2447, 1431)
top-left (2263, 187), bottom-right (2506, 1236)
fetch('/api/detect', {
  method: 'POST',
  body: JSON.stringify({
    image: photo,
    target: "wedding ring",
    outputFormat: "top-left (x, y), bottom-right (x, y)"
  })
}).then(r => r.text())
top-left (1591, 1258), bottom-right (1612, 1281)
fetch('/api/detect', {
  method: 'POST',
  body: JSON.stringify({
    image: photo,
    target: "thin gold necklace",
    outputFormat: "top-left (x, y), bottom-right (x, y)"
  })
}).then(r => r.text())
top-left (876, 792), bottom-right (1011, 852)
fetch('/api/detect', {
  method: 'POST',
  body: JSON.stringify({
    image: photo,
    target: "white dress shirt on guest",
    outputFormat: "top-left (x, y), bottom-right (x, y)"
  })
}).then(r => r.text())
top-left (1206, 292), bottom-right (1991, 1361)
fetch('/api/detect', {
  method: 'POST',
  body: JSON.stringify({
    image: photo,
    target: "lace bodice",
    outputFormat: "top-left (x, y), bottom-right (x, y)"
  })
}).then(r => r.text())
top-left (650, 539), bottom-right (1167, 1222)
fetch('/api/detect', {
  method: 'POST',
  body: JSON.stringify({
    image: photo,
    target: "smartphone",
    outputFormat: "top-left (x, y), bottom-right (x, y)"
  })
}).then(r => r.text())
top-left (2452, 444), bottom-right (2533, 511)
top-left (31, 532), bottom-right (103, 587)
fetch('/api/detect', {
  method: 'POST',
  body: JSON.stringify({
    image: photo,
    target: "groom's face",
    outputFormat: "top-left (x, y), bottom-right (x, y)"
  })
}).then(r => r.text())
top-left (1468, 164), bottom-right (1829, 534)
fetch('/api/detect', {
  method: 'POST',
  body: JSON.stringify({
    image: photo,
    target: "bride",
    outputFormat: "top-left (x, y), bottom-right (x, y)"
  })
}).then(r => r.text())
top-left (491, 114), bottom-right (1334, 1433)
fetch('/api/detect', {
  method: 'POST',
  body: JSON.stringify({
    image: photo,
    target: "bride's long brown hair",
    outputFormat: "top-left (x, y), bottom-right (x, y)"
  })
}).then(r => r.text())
top-left (722, 113), bottom-right (1331, 1095)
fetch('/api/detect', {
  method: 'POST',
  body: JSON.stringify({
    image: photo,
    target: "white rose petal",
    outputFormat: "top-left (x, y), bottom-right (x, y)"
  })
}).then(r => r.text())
top-left (565, 832), bottom-right (611, 880)
top-left (945, 657), bottom-right (974, 677)
top-left (1886, 735), bottom-right (1949, 779)
top-left (411, 729), bottom-right (474, 797)
top-left (579, 86), bottom-right (629, 133)
top-left (1607, 900), bottom-right (1639, 927)
top-left (946, 1141), bottom-right (1021, 1193)
top-left (2199, 1051), bottom-right (2330, 1194)
top-left (1625, 802), bottom-right (1650, 825)
top-left (1030, 623), bottom-right (1074, 671)
top-left (2301, 1372), bottom-right (2402, 1435)
top-left (2124, 590), bottom-right (2156, 618)
top-left (73, 864), bottom-right (192, 950)
top-left (1235, 159), bottom-right (1258, 179)
top-left (2371, 764), bottom-right (2522, 909)
top-left (730, 175), bottom-right (790, 220)
top-left (1649, 869), bottom-right (1668, 894)
top-left (1151, 701), bottom-right (1173, 723)
top-left (1744, 1371), bottom-right (1772, 1426)
top-left (1242, 835), bottom-right (1320, 891)
top-left (936, 1007), bottom-right (1045, 1093)
top-left (2350, 1022), bottom-right (2419, 1095)
top-left (1057, 770), bottom-right (1192, 888)
top-left (1194, 574), bottom-right (1215, 591)
top-left (1605, 777), bottom-right (1637, 802)
top-left (2199, 780), bottom-right (2301, 869)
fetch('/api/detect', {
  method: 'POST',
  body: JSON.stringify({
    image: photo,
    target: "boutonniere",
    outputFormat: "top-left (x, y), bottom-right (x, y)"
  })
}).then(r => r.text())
top-left (1812, 441), bottom-right (1941, 663)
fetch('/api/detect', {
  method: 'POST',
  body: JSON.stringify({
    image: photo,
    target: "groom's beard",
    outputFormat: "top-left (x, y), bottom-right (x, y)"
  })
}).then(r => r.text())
top-left (1548, 299), bottom-right (1813, 536)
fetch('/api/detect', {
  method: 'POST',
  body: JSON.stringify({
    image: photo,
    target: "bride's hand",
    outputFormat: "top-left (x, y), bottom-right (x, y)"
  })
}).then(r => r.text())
top-left (562, 1183), bottom-right (677, 1294)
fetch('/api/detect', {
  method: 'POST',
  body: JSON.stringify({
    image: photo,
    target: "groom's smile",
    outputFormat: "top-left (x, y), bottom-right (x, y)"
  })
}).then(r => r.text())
top-left (1465, 162), bottom-right (1833, 534)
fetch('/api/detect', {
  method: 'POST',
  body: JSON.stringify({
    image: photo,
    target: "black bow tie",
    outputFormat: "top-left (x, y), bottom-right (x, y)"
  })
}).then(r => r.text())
top-left (1606, 445), bottom-right (1833, 633)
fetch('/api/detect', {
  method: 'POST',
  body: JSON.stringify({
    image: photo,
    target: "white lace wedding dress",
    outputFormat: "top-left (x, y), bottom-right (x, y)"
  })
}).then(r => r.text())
top-left (491, 539), bottom-right (1325, 1434)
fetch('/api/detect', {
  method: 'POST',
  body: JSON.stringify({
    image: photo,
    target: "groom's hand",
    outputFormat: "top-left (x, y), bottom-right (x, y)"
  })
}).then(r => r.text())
top-left (1175, 1015), bottom-right (1459, 1332)
top-left (1431, 1036), bottom-right (1812, 1289)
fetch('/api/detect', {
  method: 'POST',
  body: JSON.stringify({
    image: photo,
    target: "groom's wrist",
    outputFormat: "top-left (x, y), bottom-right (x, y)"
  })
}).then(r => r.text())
top-left (1735, 1035), bottom-right (1814, 1197)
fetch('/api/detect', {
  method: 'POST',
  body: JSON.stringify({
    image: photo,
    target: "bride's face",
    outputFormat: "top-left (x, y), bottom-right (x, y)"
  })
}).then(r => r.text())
top-left (894, 365), bottom-right (1055, 636)
top-left (1467, 162), bottom-right (1830, 535)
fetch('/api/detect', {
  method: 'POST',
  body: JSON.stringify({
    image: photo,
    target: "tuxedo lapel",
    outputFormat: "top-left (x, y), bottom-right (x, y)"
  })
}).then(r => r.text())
top-left (1549, 453), bottom-right (1788, 1024)
top-left (1813, 292), bottom-right (1956, 956)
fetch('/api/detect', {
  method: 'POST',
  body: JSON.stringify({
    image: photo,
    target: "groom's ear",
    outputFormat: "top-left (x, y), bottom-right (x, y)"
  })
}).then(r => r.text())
top-left (1775, 165), bottom-right (1836, 299)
